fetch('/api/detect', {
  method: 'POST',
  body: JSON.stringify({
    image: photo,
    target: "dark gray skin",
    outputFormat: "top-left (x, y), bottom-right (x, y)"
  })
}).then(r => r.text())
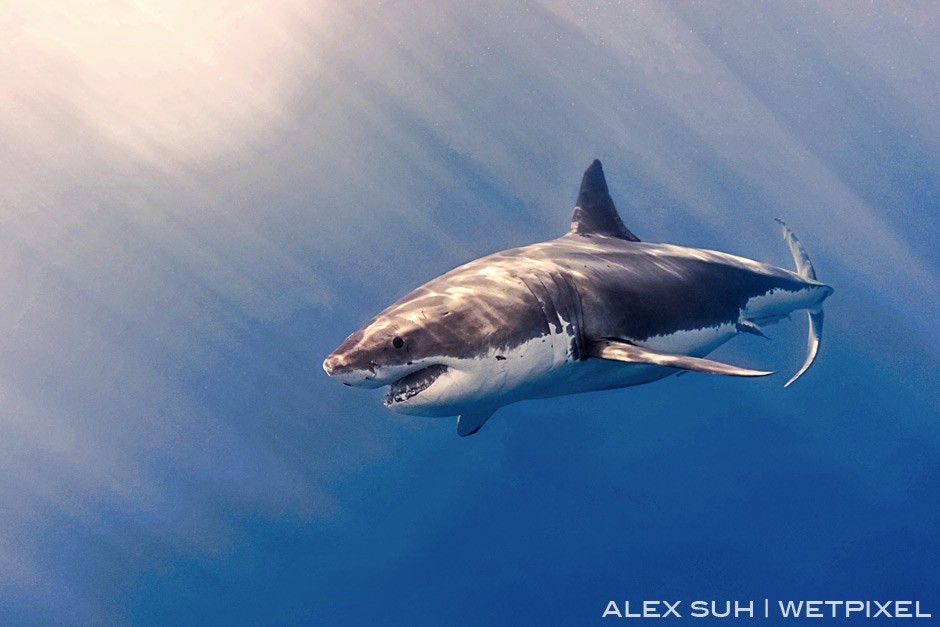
top-left (323, 161), bottom-right (832, 435)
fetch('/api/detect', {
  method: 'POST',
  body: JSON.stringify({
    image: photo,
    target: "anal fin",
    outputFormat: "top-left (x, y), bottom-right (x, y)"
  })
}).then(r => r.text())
top-left (457, 410), bottom-right (496, 437)
top-left (737, 319), bottom-right (770, 339)
top-left (587, 339), bottom-right (773, 378)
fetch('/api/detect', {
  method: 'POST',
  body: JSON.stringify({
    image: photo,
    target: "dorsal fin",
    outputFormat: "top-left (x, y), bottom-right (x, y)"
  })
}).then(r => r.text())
top-left (568, 160), bottom-right (640, 241)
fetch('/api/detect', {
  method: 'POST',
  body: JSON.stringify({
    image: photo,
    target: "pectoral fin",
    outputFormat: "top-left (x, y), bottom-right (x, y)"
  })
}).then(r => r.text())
top-left (457, 410), bottom-right (496, 437)
top-left (587, 339), bottom-right (774, 378)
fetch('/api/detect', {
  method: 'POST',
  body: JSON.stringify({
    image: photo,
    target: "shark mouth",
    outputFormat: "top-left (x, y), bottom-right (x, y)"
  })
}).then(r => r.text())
top-left (384, 364), bottom-right (448, 405)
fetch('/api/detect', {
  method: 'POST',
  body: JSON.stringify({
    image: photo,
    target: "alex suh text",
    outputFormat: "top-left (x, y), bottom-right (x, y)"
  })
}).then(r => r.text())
top-left (602, 600), bottom-right (932, 619)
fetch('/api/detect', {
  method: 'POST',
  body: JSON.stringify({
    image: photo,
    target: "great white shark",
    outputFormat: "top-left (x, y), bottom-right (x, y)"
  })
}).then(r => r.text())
top-left (323, 161), bottom-right (833, 436)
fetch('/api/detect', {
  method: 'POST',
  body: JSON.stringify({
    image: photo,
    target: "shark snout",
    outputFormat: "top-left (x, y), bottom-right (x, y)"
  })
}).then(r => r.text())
top-left (322, 354), bottom-right (344, 377)
top-left (322, 350), bottom-right (386, 389)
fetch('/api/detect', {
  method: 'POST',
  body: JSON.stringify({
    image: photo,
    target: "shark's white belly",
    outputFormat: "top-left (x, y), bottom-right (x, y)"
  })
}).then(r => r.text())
top-left (391, 285), bottom-right (816, 417)
top-left (405, 321), bottom-right (740, 414)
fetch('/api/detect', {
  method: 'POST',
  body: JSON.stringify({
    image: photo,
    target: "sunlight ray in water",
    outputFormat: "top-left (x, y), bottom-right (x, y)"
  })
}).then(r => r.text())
top-left (0, 0), bottom-right (328, 165)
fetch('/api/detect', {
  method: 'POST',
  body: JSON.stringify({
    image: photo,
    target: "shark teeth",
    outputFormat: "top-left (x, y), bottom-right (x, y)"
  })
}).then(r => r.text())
top-left (384, 365), bottom-right (448, 405)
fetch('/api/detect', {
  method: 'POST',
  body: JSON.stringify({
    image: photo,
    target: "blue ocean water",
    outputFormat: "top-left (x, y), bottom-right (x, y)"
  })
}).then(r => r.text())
top-left (1, 2), bottom-right (938, 625)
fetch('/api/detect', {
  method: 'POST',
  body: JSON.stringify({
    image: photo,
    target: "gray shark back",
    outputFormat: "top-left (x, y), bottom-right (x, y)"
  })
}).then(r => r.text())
top-left (457, 235), bottom-right (820, 347)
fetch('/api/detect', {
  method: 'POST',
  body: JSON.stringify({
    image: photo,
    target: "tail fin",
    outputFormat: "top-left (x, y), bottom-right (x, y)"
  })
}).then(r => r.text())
top-left (774, 219), bottom-right (825, 387)
top-left (786, 309), bottom-right (823, 388)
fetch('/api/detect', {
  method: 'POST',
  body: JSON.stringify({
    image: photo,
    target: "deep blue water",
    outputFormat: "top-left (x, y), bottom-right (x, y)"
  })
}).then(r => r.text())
top-left (1, 2), bottom-right (938, 625)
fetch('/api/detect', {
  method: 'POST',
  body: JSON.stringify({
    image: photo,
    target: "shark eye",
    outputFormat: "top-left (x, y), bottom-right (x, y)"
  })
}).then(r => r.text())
top-left (392, 336), bottom-right (404, 349)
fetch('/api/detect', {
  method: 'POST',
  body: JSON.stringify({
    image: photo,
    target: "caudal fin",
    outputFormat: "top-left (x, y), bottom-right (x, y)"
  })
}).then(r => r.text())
top-left (774, 219), bottom-right (828, 387)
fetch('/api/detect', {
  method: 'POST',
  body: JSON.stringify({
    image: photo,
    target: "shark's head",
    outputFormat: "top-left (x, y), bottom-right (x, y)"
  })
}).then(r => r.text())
top-left (322, 312), bottom-right (438, 388)
top-left (323, 268), bottom-right (554, 416)
top-left (322, 298), bottom-right (483, 416)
